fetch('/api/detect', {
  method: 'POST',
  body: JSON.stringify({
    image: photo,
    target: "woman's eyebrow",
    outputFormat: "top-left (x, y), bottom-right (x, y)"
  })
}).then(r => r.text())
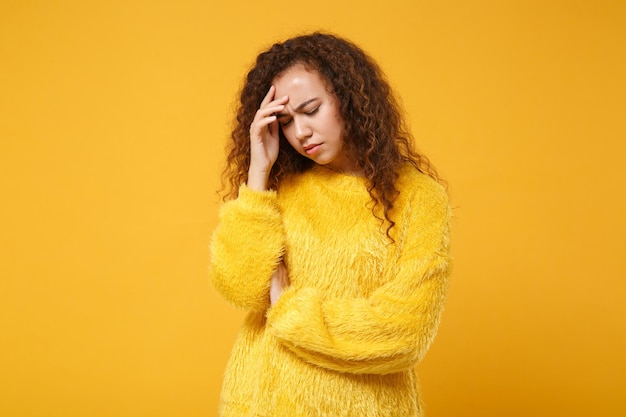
top-left (276, 98), bottom-right (318, 118)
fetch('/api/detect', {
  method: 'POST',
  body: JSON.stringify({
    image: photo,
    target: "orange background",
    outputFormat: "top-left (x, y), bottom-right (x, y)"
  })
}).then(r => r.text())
top-left (1, 1), bottom-right (624, 416)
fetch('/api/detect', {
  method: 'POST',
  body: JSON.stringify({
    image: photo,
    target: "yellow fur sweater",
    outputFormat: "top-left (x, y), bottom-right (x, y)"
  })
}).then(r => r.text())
top-left (209, 164), bottom-right (451, 417)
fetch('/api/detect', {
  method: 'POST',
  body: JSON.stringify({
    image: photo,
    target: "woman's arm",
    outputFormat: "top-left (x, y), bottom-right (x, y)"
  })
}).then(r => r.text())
top-left (209, 86), bottom-right (289, 310)
top-left (209, 185), bottom-right (286, 311)
top-left (266, 182), bottom-right (451, 374)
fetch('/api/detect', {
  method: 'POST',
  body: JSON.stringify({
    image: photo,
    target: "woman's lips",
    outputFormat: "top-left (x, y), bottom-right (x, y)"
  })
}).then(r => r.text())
top-left (304, 143), bottom-right (322, 155)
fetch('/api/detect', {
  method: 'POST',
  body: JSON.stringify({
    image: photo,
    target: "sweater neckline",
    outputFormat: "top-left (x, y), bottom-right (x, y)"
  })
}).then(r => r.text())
top-left (304, 164), bottom-right (368, 194)
top-left (311, 164), bottom-right (366, 179)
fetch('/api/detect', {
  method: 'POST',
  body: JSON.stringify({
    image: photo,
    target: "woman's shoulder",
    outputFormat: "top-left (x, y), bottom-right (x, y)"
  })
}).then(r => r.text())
top-left (394, 165), bottom-right (450, 241)
top-left (395, 163), bottom-right (448, 205)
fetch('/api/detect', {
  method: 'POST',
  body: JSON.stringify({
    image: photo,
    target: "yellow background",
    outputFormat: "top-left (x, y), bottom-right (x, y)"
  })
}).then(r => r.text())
top-left (1, 1), bottom-right (624, 416)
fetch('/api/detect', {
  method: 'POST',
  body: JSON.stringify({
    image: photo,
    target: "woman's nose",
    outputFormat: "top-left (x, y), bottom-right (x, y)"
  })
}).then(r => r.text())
top-left (294, 118), bottom-right (312, 141)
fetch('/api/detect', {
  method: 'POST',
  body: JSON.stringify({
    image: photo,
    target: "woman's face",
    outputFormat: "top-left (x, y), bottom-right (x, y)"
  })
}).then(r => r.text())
top-left (273, 65), bottom-right (357, 173)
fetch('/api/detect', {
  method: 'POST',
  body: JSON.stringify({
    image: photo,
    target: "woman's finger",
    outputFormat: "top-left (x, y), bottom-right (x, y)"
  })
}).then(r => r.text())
top-left (250, 115), bottom-right (278, 137)
top-left (259, 85), bottom-right (276, 107)
top-left (253, 103), bottom-right (285, 122)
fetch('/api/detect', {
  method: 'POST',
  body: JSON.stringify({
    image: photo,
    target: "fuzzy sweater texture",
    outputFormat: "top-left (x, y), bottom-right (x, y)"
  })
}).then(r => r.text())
top-left (209, 164), bottom-right (451, 417)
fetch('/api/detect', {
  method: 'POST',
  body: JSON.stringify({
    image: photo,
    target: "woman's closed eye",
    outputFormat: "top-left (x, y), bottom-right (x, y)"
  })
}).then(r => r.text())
top-left (305, 107), bottom-right (319, 116)
top-left (279, 106), bottom-right (320, 127)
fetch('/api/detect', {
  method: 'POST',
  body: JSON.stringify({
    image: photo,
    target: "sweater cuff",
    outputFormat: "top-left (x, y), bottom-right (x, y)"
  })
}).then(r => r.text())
top-left (238, 183), bottom-right (280, 210)
top-left (266, 287), bottom-right (321, 344)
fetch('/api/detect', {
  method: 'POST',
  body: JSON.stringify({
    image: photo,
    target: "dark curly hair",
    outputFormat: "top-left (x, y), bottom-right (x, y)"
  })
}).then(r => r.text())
top-left (221, 32), bottom-right (442, 238)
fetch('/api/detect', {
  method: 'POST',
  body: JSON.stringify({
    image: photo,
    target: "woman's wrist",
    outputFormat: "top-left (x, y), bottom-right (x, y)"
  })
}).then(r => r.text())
top-left (247, 167), bottom-right (270, 191)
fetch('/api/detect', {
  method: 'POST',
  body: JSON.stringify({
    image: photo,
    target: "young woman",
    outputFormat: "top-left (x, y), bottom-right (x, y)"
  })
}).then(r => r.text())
top-left (210, 32), bottom-right (451, 417)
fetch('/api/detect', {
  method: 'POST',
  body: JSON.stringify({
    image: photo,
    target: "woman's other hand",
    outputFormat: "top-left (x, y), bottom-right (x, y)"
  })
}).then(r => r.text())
top-left (270, 261), bottom-right (289, 306)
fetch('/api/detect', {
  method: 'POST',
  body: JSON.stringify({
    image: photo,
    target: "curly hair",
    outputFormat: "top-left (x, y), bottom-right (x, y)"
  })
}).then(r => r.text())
top-left (221, 32), bottom-right (442, 239)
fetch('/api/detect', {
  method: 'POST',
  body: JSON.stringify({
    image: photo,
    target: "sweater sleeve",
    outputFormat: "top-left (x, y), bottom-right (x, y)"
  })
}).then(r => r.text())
top-left (209, 184), bottom-right (286, 311)
top-left (265, 182), bottom-right (451, 375)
